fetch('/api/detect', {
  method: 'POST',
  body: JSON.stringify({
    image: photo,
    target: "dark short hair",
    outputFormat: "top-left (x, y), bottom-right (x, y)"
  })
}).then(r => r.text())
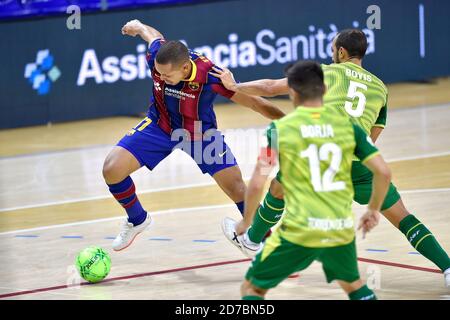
top-left (155, 40), bottom-right (190, 66)
top-left (285, 60), bottom-right (325, 100)
top-left (335, 29), bottom-right (368, 59)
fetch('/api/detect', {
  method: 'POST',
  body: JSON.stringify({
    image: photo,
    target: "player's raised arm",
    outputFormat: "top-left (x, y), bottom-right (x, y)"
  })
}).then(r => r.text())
top-left (210, 67), bottom-right (289, 97)
top-left (121, 19), bottom-right (164, 45)
top-left (230, 92), bottom-right (285, 120)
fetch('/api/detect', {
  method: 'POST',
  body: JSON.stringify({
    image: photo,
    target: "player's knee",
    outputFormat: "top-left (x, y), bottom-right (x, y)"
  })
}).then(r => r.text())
top-left (269, 179), bottom-right (284, 199)
top-left (102, 154), bottom-right (125, 184)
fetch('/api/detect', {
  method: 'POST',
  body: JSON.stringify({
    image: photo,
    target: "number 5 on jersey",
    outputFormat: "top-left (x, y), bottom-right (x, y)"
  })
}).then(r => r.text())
top-left (345, 80), bottom-right (367, 117)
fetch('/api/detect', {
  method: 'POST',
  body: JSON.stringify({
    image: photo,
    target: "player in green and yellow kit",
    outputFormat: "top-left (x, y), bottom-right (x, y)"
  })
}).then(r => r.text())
top-left (213, 29), bottom-right (450, 287)
top-left (236, 60), bottom-right (391, 300)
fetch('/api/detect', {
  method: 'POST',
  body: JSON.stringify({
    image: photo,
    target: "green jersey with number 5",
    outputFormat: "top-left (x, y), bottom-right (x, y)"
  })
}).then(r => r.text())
top-left (268, 106), bottom-right (379, 248)
top-left (322, 62), bottom-right (388, 134)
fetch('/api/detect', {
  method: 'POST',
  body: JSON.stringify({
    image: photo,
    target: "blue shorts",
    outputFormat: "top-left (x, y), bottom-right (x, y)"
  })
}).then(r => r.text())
top-left (117, 118), bottom-right (238, 176)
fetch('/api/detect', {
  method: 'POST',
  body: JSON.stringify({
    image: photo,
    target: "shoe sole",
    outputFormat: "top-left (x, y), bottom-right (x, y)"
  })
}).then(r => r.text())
top-left (113, 217), bottom-right (153, 252)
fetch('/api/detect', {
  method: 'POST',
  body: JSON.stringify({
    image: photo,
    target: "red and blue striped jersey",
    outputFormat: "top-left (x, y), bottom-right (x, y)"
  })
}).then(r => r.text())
top-left (145, 38), bottom-right (235, 140)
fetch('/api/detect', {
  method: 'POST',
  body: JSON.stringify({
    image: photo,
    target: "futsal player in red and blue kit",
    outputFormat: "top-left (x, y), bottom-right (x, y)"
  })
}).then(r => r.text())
top-left (102, 19), bottom-right (285, 251)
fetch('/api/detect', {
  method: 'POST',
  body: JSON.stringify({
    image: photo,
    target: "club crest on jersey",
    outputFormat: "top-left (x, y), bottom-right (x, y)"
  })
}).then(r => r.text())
top-left (154, 81), bottom-right (162, 91)
top-left (188, 82), bottom-right (200, 91)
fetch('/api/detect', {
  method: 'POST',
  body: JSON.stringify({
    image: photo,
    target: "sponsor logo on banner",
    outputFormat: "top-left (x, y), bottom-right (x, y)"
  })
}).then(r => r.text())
top-left (24, 50), bottom-right (61, 95)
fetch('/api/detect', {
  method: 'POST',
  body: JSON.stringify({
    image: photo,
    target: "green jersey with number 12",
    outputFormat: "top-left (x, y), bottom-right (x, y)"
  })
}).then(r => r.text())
top-left (268, 106), bottom-right (379, 248)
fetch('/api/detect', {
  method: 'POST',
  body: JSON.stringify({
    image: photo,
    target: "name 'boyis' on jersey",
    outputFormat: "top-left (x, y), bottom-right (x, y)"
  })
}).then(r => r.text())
top-left (345, 68), bottom-right (372, 82)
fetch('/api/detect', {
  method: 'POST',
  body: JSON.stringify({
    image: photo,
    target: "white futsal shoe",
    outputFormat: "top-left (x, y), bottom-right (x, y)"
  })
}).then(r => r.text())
top-left (112, 213), bottom-right (153, 251)
top-left (221, 217), bottom-right (261, 258)
top-left (445, 268), bottom-right (450, 288)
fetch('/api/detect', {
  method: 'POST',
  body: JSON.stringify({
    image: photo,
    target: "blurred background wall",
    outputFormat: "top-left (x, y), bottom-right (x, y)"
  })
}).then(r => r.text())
top-left (1, 0), bottom-right (449, 128)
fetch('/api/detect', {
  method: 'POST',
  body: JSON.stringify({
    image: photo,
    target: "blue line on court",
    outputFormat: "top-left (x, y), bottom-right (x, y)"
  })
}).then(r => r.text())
top-left (14, 235), bottom-right (39, 238)
top-left (365, 249), bottom-right (389, 252)
top-left (193, 240), bottom-right (216, 243)
top-left (408, 252), bottom-right (421, 255)
top-left (104, 236), bottom-right (116, 240)
top-left (61, 236), bottom-right (83, 239)
top-left (149, 237), bottom-right (173, 241)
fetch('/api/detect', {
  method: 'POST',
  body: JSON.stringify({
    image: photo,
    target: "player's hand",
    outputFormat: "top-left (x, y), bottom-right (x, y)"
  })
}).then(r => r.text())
top-left (121, 19), bottom-right (143, 37)
top-left (358, 209), bottom-right (381, 239)
top-left (210, 66), bottom-right (238, 91)
top-left (235, 219), bottom-right (249, 236)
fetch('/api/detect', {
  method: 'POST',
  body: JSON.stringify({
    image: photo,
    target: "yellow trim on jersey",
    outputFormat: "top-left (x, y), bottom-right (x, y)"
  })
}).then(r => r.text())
top-left (361, 151), bottom-right (380, 164)
top-left (183, 60), bottom-right (197, 82)
top-left (372, 124), bottom-right (385, 128)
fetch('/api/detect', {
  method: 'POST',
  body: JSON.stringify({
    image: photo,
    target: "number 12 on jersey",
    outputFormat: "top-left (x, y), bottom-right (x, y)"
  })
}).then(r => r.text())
top-left (300, 143), bottom-right (345, 192)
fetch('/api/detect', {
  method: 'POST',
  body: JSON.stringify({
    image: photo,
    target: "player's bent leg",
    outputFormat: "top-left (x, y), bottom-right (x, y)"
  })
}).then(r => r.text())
top-left (103, 146), bottom-right (141, 184)
top-left (247, 177), bottom-right (285, 244)
top-left (385, 198), bottom-right (450, 278)
top-left (212, 165), bottom-right (247, 215)
top-left (353, 162), bottom-right (450, 284)
top-left (212, 165), bottom-right (246, 203)
top-left (103, 146), bottom-right (152, 251)
top-left (241, 280), bottom-right (267, 300)
top-left (221, 177), bottom-right (285, 258)
top-left (223, 176), bottom-right (286, 258)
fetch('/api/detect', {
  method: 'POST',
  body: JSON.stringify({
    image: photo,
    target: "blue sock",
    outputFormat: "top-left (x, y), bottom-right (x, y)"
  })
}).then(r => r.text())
top-left (108, 176), bottom-right (147, 226)
top-left (236, 201), bottom-right (244, 216)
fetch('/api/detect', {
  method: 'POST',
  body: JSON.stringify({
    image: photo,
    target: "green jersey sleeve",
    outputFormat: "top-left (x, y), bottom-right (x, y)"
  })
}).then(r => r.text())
top-left (374, 100), bottom-right (387, 128)
top-left (266, 122), bottom-right (278, 150)
top-left (353, 123), bottom-right (380, 163)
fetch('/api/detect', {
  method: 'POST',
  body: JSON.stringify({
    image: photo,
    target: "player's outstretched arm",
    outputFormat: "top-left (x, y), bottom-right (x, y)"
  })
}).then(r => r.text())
top-left (210, 67), bottom-right (289, 97)
top-left (236, 148), bottom-right (277, 235)
top-left (121, 19), bottom-right (164, 45)
top-left (358, 154), bottom-right (391, 238)
top-left (230, 92), bottom-right (285, 120)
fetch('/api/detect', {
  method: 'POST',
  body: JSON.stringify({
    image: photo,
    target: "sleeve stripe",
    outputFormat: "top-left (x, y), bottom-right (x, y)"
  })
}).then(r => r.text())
top-left (361, 151), bottom-right (381, 164)
top-left (372, 124), bottom-right (385, 128)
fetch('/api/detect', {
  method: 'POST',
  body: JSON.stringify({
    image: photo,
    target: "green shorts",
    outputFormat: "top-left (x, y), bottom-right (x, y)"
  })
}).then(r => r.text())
top-left (275, 161), bottom-right (400, 211)
top-left (245, 233), bottom-right (360, 290)
top-left (351, 161), bottom-right (400, 211)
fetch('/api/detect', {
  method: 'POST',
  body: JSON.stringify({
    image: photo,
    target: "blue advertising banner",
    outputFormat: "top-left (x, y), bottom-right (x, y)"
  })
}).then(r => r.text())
top-left (1, 0), bottom-right (449, 128)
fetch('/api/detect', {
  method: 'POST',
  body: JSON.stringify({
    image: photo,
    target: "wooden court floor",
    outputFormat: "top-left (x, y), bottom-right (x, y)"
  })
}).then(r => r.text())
top-left (0, 79), bottom-right (449, 300)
